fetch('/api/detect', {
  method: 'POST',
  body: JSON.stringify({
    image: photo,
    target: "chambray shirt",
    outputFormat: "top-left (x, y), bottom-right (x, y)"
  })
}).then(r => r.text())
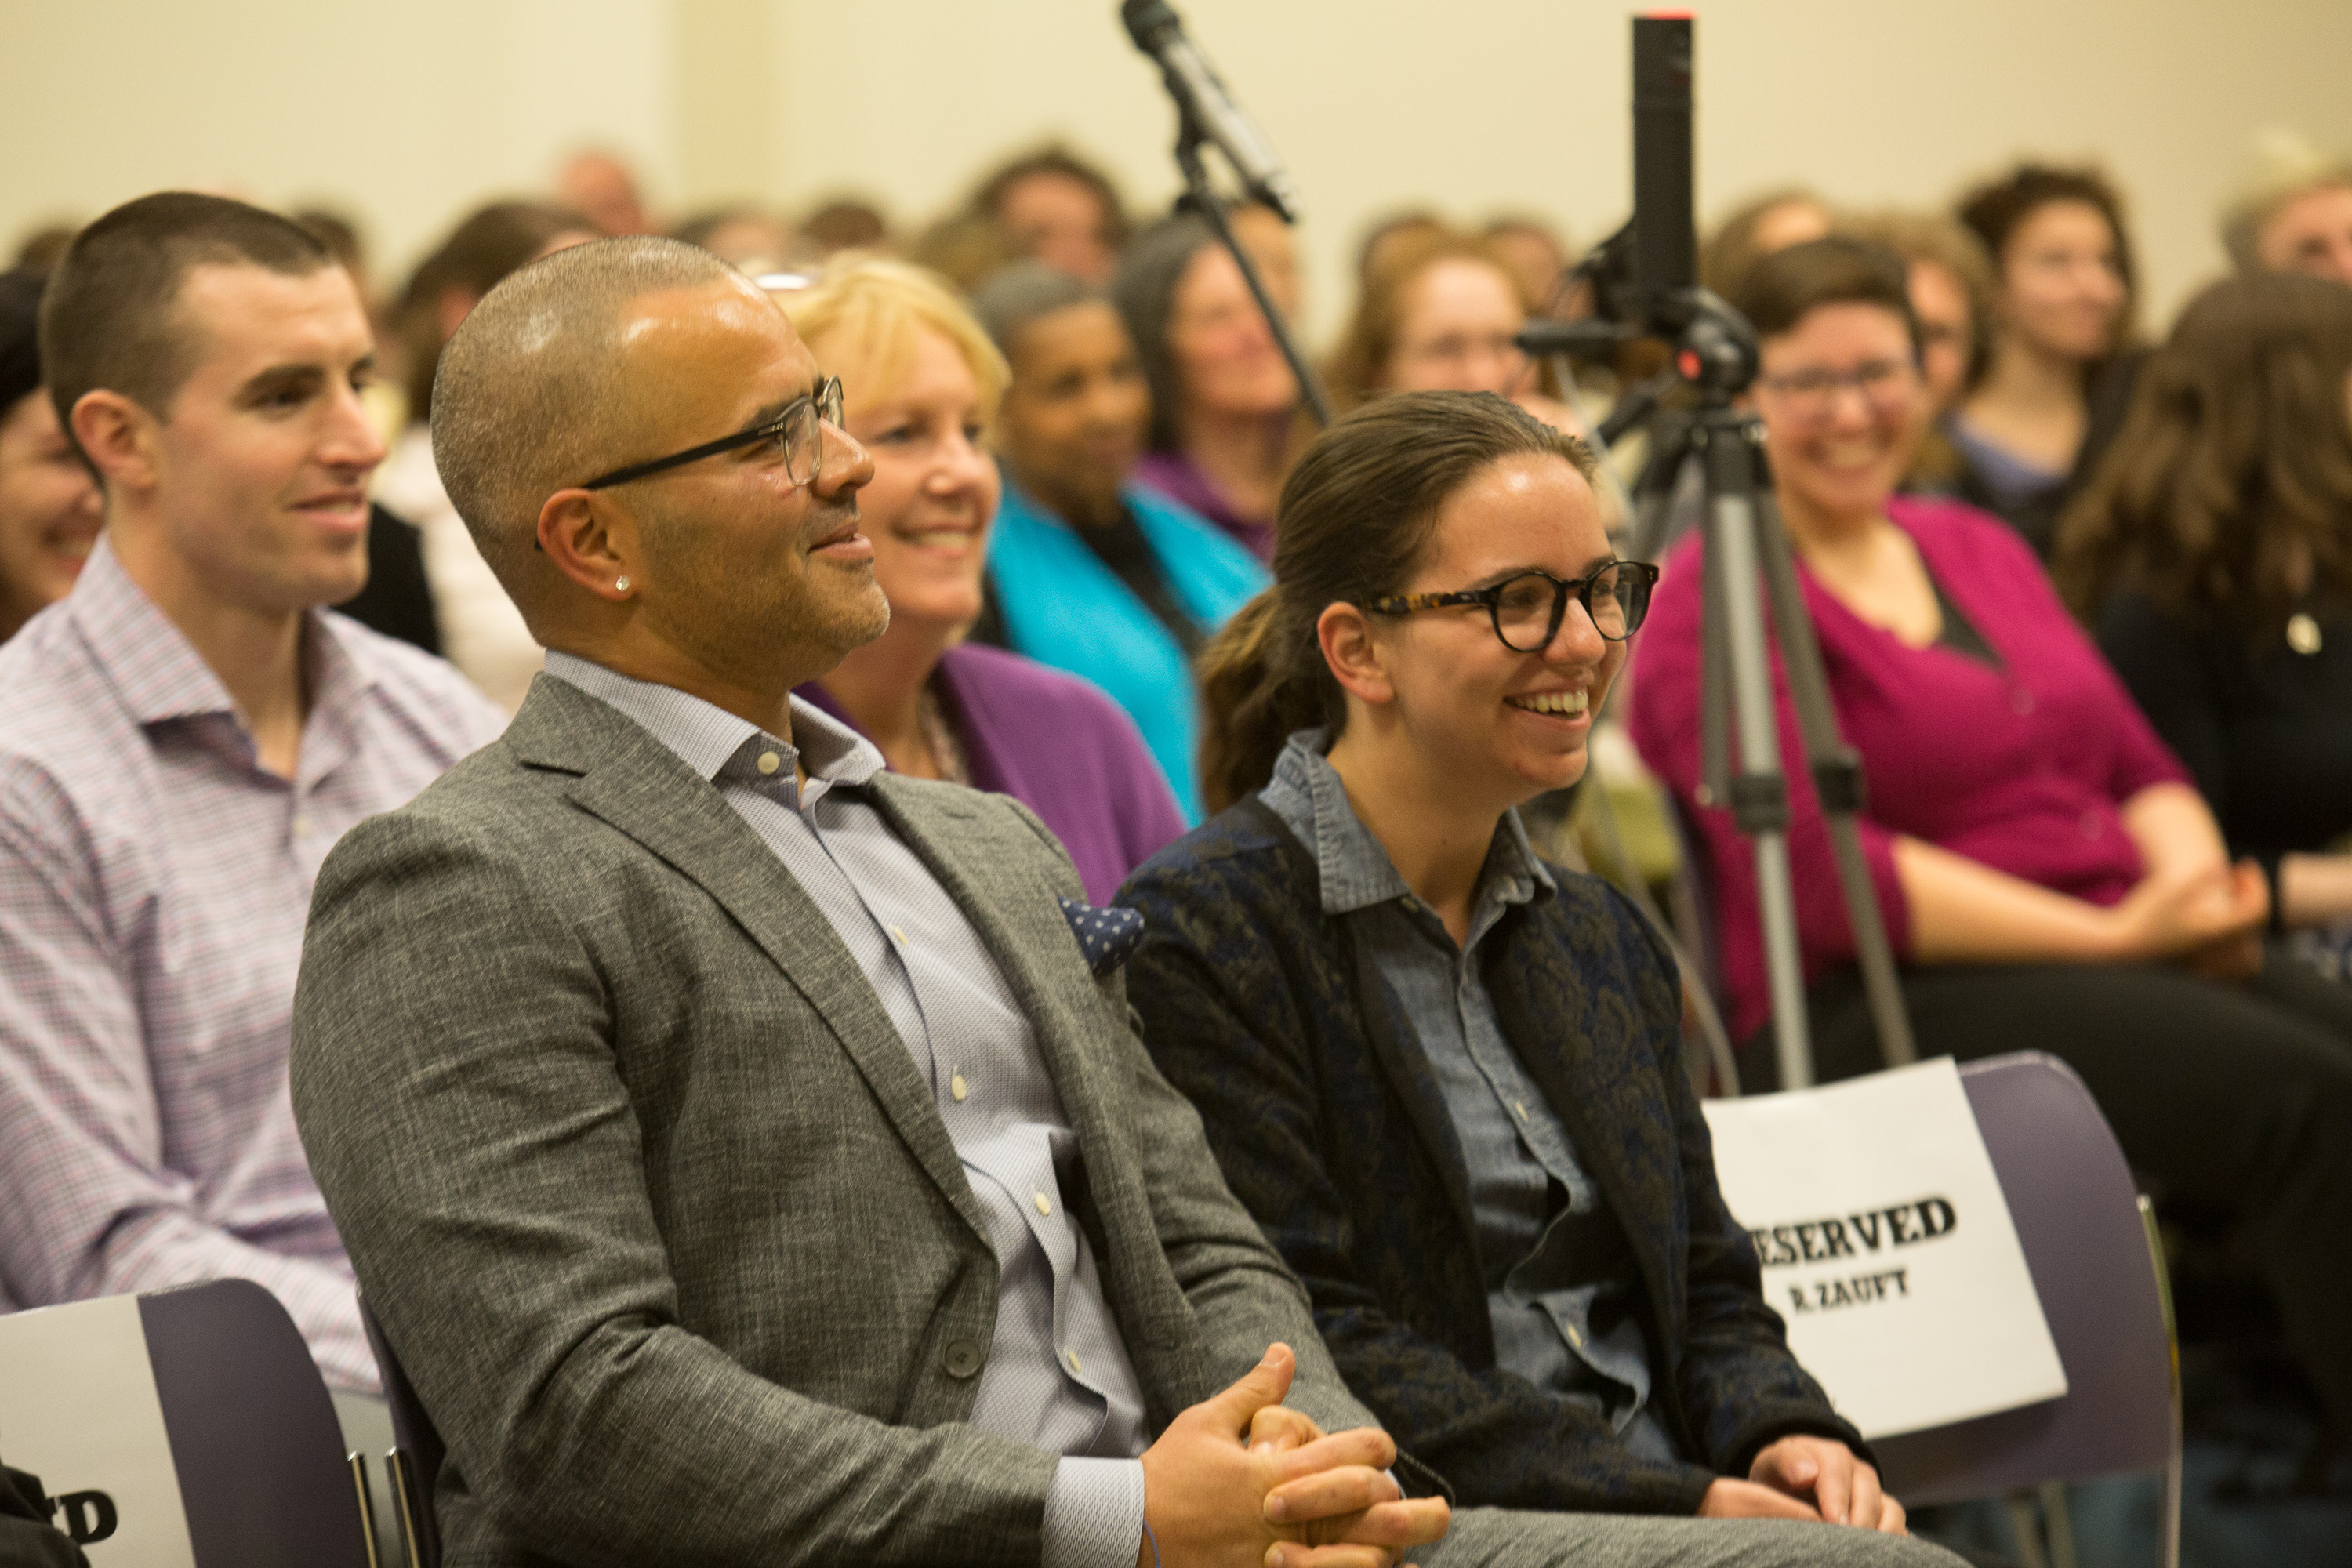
top-left (0, 535), bottom-right (506, 1388)
top-left (543, 654), bottom-right (1149, 1568)
top-left (1262, 731), bottom-right (1679, 1463)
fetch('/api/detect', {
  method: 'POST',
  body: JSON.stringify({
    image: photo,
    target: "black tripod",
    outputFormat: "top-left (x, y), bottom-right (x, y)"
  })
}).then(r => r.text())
top-left (1623, 350), bottom-right (1916, 1090)
top-left (1171, 126), bottom-right (1334, 428)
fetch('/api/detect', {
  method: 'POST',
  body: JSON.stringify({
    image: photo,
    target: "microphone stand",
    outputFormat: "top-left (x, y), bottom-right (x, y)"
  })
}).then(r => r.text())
top-left (1171, 118), bottom-right (1336, 428)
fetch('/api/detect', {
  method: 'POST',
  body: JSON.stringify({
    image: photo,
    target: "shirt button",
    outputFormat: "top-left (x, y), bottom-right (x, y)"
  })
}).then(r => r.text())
top-left (950, 1072), bottom-right (968, 1102)
top-left (1566, 1323), bottom-right (1584, 1348)
top-left (2009, 688), bottom-right (2035, 716)
top-left (1065, 1348), bottom-right (1083, 1375)
top-left (1033, 1190), bottom-right (1053, 1217)
top-left (2080, 811), bottom-right (2103, 839)
top-left (942, 1338), bottom-right (983, 1378)
top-left (292, 815), bottom-right (312, 837)
top-left (1513, 1099), bottom-right (1529, 1121)
top-left (757, 750), bottom-right (782, 775)
top-left (891, 924), bottom-right (909, 946)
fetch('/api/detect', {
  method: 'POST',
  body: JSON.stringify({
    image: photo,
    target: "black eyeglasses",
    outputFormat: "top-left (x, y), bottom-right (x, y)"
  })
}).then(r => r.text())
top-left (1369, 560), bottom-right (1660, 651)
top-left (582, 376), bottom-right (846, 492)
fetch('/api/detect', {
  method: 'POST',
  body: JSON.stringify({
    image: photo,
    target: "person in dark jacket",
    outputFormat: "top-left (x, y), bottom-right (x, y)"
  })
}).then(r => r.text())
top-left (1118, 392), bottom-right (1912, 1541)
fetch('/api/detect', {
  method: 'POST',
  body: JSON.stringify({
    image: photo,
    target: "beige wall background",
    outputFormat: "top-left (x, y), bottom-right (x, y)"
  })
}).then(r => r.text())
top-left (6, 0), bottom-right (2350, 342)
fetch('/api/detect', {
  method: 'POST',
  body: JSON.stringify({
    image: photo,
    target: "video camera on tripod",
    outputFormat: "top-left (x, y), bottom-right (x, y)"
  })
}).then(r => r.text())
top-left (1530, 16), bottom-right (1915, 1091)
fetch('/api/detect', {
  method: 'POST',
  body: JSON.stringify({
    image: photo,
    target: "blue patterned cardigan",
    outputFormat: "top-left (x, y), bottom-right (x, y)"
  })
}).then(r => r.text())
top-left (1116, 799), bottom-right (1867, 1515)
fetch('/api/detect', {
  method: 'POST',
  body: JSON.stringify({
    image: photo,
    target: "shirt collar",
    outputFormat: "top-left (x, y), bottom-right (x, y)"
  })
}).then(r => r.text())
top-left (1264, 728), bottom-right (1555, 918)
top-left (68, 531), bottom-right (379, 730)
top-left (542, 649), bottom-right (886, 791)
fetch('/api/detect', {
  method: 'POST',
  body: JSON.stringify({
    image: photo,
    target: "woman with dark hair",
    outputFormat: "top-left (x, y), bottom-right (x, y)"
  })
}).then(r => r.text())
top-left (374, 200), bottom-right (594, 710)
top-left (1699, 189), bottom-right (1832, 301)
top-left (967, 144), bottom-right (1129, 285)
top-left (0, 269), bottom-right (100, 644)
top-left (2056, 271), bottom-right (2352, 957)
top-left (1627, 237), bottom-right (2352, 1446)
top-left (1119, 392), bottom-right (1925, 1543)
top-left (1116, 214), bottom-right (1302, 561)
top-left (967, 261), bottom-right (1266, 822)
top-left (1950, 163), bottom-right (2140, 556)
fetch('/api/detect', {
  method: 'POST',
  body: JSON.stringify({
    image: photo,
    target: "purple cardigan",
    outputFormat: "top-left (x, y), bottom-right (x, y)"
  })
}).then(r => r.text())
top-left (1626, 495), bottom-right (2189, 1041)
top-left (1131, 451), bottom-right (1276, 561)
top-left (800, 642), bottom-right (1187, 905)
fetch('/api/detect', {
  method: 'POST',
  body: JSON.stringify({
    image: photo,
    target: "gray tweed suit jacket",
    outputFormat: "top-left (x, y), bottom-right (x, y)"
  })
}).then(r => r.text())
top-left (289, 674), bottom-right (1391, 1568)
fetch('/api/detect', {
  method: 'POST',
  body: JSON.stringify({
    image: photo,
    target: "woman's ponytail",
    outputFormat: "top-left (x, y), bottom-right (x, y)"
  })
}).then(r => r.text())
top-left (1196, 589), bottom-right (1329, 815)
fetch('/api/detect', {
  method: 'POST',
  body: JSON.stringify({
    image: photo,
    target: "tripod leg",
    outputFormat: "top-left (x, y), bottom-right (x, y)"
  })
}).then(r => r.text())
top-left (1746, 463), bottom-right (1918, 1069)
top-left (1696, 432), bottom-right (1816, 1088)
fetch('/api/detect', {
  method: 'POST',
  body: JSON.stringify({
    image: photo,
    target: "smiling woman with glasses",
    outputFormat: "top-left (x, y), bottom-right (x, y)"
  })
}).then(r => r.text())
top-left (1114, 391), bottom-right (1917, 1542)
top-left (1627, 238), bottom-right (2352, 1449)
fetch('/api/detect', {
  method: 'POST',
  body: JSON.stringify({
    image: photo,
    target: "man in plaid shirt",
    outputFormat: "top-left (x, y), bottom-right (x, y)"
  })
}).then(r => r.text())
top-left (0, 193), bottom-right (503, 1389)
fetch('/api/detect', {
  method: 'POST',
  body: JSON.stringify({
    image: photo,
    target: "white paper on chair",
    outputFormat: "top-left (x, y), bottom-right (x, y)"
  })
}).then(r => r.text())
top-left (0, 1294), bottom-right (196, 1566)
top-left (1700, 1057), bottom-right (2067, 1439)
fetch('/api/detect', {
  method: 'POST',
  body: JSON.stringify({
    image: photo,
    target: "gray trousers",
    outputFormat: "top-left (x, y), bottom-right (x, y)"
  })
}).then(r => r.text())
top-left (1425, 1508), bottom-right (1970, 1567)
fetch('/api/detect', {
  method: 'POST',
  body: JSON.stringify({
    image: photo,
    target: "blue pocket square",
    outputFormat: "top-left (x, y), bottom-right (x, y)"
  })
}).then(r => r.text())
top-left (1059, 897), bottom-right (1145, 976)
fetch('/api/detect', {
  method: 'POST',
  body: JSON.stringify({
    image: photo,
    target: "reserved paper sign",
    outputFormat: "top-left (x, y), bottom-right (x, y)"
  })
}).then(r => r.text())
top-left (1701, 1057), bottom-right (2067, 1439)
top-left (0, 1294), bottom-right (195, 1565)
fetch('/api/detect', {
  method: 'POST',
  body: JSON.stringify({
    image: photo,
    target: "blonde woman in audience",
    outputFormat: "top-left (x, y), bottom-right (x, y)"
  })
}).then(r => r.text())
top-left (1117, 213), bottom-right (1303, 561)
top-left (774, 257), bottom-right (1185, 902)
top-left (376, 200), bottom-right (594, 710)
top-left (2056, 272), bottom-right (2352, 970)
top-left (1325, 227), bottom-right (1580, 431)
top-left (1628, 238), bottom-right (2352, 1449)
top-left (1951, 163), bottom-right (2140, 557)
top-left (0, 269), bottom-right (100, 643)
top-left (2219, 129), bottom-right (2352, 286)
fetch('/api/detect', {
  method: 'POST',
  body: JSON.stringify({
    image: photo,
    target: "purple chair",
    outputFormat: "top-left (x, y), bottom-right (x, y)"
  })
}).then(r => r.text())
top-left (1871, 1051), bottom-right (2181, 1568)
top-left (0, 1278), bottom-right (378, 1566)
top-left (356, 1295), bottom-right (445, 1568)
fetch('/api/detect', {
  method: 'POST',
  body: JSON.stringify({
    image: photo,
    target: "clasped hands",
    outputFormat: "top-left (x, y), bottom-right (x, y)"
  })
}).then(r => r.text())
top-left (1700, 1434), bottom-right (1907, 1534)
top-left (1137, 1343), bottom-right (1450, 1568)
top-left (2109, 857), bottom-right (2268, 979)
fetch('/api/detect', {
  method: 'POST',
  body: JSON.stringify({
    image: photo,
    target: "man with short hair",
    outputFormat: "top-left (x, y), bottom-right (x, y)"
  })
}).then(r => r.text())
top-left (290, 236), bottom-right (1966, 1568)
top-left (0, 192), bottom-right (504, 1389)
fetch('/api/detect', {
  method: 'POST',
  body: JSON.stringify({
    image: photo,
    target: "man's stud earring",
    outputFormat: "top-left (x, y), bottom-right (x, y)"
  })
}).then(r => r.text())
top-left (615, 575), bottom-right (632, 593)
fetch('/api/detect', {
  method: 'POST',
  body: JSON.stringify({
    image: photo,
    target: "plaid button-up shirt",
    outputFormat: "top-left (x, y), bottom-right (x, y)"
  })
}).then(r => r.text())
top-left (0, 535), bottom-right (505, 1390)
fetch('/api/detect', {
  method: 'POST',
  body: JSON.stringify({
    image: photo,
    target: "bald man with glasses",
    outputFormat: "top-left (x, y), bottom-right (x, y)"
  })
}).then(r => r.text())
top-left (289, 237), bottom-right (1966, 1568)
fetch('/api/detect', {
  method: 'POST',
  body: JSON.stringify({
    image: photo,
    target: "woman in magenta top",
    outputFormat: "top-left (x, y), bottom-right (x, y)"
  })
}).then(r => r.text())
top-left (1628, 238), bottom-right (2352, 1439)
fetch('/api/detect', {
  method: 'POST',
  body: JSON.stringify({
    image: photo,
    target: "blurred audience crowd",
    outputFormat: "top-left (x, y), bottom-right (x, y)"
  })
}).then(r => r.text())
top-left (5, 114), bottom-right (2352, 1561)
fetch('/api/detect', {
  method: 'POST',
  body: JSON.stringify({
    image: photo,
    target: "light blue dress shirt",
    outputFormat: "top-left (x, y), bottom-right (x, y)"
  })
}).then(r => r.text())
top-left (1262, 731), bottom-right (1679, 1464)
top-left (545, 654), bottom-right (1148, 1568)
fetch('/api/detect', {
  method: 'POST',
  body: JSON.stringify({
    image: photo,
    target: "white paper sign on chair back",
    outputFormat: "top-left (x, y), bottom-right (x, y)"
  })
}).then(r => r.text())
top-left (1701, 1056), bottom-right (2067, 1439)
top-left (0, 1294), bottom-right (196, 1566)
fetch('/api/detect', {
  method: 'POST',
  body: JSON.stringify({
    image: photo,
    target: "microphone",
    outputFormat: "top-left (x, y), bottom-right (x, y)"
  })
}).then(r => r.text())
top-left (1121, 0), bottom-right (1302, 223)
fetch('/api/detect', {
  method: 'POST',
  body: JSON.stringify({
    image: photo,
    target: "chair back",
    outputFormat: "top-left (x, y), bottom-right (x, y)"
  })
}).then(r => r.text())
top-left (1871, 1051), bottom-right (2178, 1504)
top-left (0, 1277), bottom-right (372, 1566)
top-left (358, 1297), bottom-right (445, 1568)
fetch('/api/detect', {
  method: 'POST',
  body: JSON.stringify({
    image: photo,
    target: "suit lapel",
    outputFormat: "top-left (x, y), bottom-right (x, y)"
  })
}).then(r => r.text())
top-left (863, 780), bottom-right (1120, 1150)
top-left (512, 681), bottom-right (991, 1245)
top-left (863, 781), bottom-right (1191, 1341)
